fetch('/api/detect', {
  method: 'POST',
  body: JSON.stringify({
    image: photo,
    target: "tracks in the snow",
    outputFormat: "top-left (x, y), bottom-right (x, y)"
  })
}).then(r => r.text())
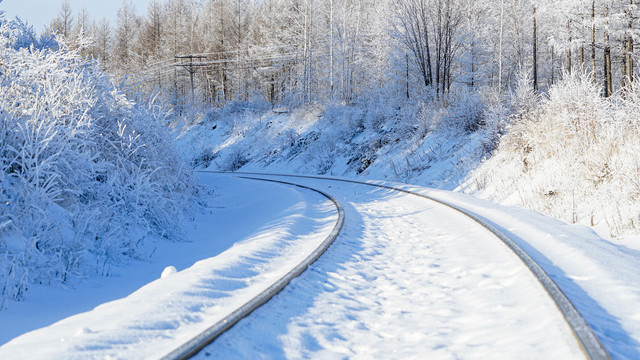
top-left (161, 177), bottom-right (344, 360)
top-left (163, 172), bottom-right (611, 360)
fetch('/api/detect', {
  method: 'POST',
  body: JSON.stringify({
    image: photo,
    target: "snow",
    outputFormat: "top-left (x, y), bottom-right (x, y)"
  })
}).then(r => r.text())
top-left (2, 4), bottom-right (639, 359)
top-left (412, 186), bottom-right (640, 360)
top-left (176, 99), bottom-right (486, 191)
top-left (4, 172), bottom-right (634, 358)
top-left (0, 174), bottom-right (337, 357)
top-left (0, 23), bottom-right (197, 307)
top-left (198, 175), bottom-right (582, 359)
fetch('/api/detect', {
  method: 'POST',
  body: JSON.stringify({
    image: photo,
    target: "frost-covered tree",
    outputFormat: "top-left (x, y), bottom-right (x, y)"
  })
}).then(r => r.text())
top-left (26, 0), bottom-right (640, 105)
top-left (48, 0), bottom-right (74, 39)
top-left (392, 0), bottom-right (465, 95)
top-left (88, 17), bottom-right (112, 65)
top-left (141, 0), bottom-right (163, 61)
top-left (114, 0), bottom-right (140, 75)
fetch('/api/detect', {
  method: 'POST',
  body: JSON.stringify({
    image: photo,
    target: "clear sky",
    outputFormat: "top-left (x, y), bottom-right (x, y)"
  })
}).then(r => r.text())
top-left (0, 0), bottom-right (146, 33)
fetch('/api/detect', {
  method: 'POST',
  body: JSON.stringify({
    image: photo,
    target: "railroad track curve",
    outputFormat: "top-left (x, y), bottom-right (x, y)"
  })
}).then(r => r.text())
top-left (163, 171), bottom-right (611, 360)
top-left (161, 176), bottom-right (345, 360)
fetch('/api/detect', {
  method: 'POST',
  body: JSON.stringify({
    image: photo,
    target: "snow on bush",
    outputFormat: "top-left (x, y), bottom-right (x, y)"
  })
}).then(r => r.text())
top-left (179, 89), bottom-right (491, 189)
top-left (0, 22), bottom-right (197, 308)
top-left (466, 72), bottom-right (640, 239)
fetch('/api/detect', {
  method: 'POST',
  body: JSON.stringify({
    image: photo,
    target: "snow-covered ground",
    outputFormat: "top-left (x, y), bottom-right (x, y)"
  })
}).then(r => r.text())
top-left (0, 174), bottom-right (337, 358)
top-left (2, 173), bottom-right (639, 359)
top-left (197, 174), bottom-right (582, 359)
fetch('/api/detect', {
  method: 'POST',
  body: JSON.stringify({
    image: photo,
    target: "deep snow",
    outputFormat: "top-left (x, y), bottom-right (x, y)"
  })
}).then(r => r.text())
top-left (2, 173), bottom-right (639, 358)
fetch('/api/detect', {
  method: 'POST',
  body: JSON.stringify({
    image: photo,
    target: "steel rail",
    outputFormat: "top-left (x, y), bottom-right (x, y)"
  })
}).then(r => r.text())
top-left (198, 171), bottom-right (611, 360)
top-left (160, 176), bottom-right (345, 360)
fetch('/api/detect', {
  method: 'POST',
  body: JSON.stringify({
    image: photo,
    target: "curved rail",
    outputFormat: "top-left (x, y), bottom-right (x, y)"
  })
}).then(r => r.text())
top-left (161, 177), bottom-right (345, 360)
top-left (199, 171), bottom-right (611, 360)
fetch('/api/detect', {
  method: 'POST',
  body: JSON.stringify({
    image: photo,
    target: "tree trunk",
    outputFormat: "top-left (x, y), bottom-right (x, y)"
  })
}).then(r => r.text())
top-left (626, 0), bottom-right (634, 91)
top-left (604, 5), bottom-right (612, 97)
top-left (406, 53), bottom-right (410, 99)
top-left (498, 0), bottom-right (505, 91)
top-left (623, 40), bottom-right (628, 91)
top-left (592, 0), bottom-right (596, 83)
top-left (329, 0), bottom-right (334, 101)
top-left (551, 45), bottom-right (555, 85)
top-left (567, 20), bottom-right (572, 73)
top-left (533, 4), bottom-right (538, 92)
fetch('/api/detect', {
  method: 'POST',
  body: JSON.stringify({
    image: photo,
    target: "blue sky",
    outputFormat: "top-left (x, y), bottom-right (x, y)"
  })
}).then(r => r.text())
top-left (1, 0), bottom-right (146, 33)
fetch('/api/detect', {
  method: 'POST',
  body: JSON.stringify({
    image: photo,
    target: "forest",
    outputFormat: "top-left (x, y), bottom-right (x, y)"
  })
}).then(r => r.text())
top-left (43, 0), bottom-right (639, 106)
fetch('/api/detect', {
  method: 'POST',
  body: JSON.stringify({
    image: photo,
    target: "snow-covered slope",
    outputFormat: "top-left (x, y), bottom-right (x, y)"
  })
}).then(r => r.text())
top-left (176, 95), bottom-right (489, 191)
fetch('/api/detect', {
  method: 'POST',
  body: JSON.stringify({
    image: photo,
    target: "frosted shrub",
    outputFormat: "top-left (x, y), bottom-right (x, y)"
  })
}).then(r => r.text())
top-left (468, 72), bottom-right (640, 238)
top-left (439, 90), bottom-right (486, 134)
top-left (416, 102), bottom-right (445, 134)
top-left (0, 24), bottom-right (197, 307)
top-left (415, 90), bottom-right (487, 137)
top-left (480, 93), bottom-right (512, 153)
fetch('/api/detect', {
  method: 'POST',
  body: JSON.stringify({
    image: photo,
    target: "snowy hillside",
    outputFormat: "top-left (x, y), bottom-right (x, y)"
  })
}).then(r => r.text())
top-left (176, 72), bottom-right (640, 250)
top-left (177, 91), bottom-right (493, 190)
top-left (465, 73), bottom-right (640, 244)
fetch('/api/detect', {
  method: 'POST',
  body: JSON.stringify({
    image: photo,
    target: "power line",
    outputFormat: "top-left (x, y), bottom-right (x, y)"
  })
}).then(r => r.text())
top-left (175, 55), bottom-right (208, 99)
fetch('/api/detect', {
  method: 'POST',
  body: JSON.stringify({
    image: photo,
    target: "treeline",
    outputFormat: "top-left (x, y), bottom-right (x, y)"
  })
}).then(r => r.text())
top-left (45, 0), bottom-right (640, 106)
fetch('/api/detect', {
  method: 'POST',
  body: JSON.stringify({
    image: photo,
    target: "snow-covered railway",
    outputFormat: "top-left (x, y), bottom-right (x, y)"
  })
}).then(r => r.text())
top-left (161, 177), bottom-right (346, 360)
top-left (167, 172), bottom-right (611, 360)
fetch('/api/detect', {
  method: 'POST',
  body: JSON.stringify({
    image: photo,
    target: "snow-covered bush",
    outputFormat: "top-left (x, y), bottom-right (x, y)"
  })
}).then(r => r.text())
top-left (177, 87), bottom-right (490, 189)
top-left (0, 24), bottom-right (197, 308)
top-left (440, 90), bottom-right (486, 134)
top-left (0, 17), bottom-right (57, 51)
top-left (467, 72), bottom-right (640, 239)
top-left (414, 90), bottom-right (487, 136)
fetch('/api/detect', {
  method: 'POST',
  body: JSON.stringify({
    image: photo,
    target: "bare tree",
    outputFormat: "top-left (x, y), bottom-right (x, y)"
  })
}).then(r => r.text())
top-left (393, 0), bottom-right (434, 89)
top-left (88, 17), bottom-right (112, 65)
top-left (432, 0), bottom-right (463, 94)
top-left (533, 2), bottom-right (538, 92)
top-left (115, 1), bottom-right (139, 72)
top-left (141, 0), bottom-right (163, 61)
top-left (49, 0), bottom-right (74, 39)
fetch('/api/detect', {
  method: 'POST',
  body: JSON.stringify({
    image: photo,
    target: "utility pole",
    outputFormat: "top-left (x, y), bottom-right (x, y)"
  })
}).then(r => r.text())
top-left (175, 54), bottom-right (208, 100)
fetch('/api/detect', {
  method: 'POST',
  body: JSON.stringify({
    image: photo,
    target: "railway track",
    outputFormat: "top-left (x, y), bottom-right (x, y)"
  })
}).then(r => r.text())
top-left (161, 177), bottom-right (345, 360)
top-left (163, 172), bottom-right (611, 360)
